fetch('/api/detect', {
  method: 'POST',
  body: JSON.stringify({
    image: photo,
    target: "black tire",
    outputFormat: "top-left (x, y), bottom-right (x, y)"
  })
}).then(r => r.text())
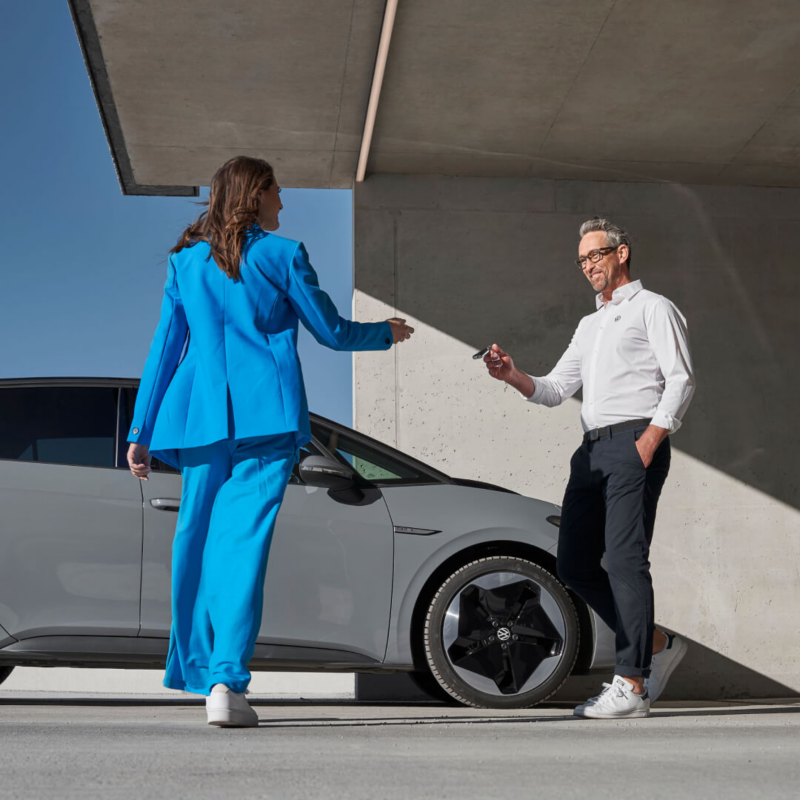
top-left (423, 556), bottom-right (579, 709)
top-left (408, 669), bottom-right (460, 705)
top-left (0, 666), bottom-right (14, 687)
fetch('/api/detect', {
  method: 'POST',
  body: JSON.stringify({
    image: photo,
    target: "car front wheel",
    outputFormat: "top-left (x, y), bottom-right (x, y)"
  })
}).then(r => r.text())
top-left (0, 666), bottom-right (14, 687)
top-left (423, 556), bottom-right (579, 709)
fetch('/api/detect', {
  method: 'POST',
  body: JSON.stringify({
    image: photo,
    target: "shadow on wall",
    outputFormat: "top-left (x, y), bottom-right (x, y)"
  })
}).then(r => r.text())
top-left (554, 632), bottom-right (799, 702)
top-left (354, 176), bottom-right (800, 511)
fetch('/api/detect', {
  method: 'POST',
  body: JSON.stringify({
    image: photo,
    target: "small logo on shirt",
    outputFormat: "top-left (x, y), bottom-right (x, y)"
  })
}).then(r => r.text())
top-left (614, 315), bottom-right (621, 322)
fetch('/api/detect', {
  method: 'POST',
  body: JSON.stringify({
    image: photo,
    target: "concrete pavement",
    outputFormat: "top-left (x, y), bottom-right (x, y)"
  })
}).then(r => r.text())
top-left (1, 695), bottom-right (798, 800)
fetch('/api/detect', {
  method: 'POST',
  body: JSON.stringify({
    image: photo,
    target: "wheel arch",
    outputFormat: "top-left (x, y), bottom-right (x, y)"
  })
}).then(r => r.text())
top-left (407, 539), bottom-right (595, 676)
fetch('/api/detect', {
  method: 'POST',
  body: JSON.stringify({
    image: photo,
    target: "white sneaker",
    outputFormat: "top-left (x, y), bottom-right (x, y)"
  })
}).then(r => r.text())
top-left (645, 632), bottom-right (688, 703)
top-left (206, 684), bottom-right (259, 728)
top-left (573, 675), bottom-right (651, 719)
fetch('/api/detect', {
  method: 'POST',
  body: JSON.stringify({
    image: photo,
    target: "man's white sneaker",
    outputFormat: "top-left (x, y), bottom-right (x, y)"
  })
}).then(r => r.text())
top-left (645, 632), bottom-right (688, 703)
top-left (206, 684), bottom-right (259, 728)
top-left (573, 675), bottom-right (651, 719)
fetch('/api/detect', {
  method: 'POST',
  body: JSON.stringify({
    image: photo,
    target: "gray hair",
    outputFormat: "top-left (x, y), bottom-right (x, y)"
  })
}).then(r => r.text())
top-left (579, 218), bottom-right (632, 271)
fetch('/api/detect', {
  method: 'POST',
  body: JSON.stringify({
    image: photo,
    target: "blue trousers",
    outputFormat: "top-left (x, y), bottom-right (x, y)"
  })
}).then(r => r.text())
top-left (163, 433), bottom-right (297, 695)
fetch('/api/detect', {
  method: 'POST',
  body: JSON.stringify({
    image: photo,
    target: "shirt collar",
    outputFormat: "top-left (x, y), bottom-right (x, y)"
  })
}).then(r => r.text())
top-left (596, 279), bottom-right (644, 310)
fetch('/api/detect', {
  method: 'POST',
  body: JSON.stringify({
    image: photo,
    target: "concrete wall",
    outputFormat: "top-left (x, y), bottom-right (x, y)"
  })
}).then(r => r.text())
top-left (353, 175), bottom-right (800, 699)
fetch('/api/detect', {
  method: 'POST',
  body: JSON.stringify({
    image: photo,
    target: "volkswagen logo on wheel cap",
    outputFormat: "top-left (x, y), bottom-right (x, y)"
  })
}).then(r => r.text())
top-left (497, 627), bottom-right (511, 642)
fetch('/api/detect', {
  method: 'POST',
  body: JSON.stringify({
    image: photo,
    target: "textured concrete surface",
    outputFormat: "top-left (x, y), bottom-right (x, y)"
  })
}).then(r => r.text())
top-left (353, 174), bottom-right (800, 699)
top-left (372, 0), bottom-right (800, 186)
top-left (74, 0), bottom-right (386, 190)
top-left (1, 697), bottom-right (798, 799)
top-left (75, 1), bottom-right (800, 190)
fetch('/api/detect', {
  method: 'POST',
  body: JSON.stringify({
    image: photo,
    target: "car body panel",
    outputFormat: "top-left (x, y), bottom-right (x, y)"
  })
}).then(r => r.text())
top-left (0, 624), bottom-right (15, 650)
top-left (0, 460), bottom-right (142, 639)
top-left (138, 471), bottom-right (180, 638)
top-left (138, 472), bottom-right (395, 661)
top-left (0, 376), bottom-right (615, 684)
top-left (0, 635), bottom-right (379, 670)
top-left (589, 617), bottom-right (616, 670)
top-left (261, 484), bottom-right (394, 660)
top-left (379, 485), bottom-right (562, 665)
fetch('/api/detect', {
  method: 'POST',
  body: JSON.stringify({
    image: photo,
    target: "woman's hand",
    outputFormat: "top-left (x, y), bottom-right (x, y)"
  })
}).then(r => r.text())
top-left (387, 317), bottom-right (415, 344)
top-left (127, 442), bottom-right (152, 481)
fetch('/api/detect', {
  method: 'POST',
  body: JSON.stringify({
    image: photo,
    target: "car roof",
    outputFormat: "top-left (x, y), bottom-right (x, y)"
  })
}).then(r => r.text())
top-left (0, 377), bottom-right (138, 389)
top-left (0, 375), bottom-right (334, 425)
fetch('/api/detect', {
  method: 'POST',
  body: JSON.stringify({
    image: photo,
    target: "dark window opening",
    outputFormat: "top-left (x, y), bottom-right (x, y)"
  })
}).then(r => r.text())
top-left (0, 387), bottom-right (116, 468)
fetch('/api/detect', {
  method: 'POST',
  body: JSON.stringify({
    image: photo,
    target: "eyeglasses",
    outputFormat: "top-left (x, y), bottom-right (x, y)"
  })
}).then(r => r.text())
top-left (576, 246), bottom-right (619, 270)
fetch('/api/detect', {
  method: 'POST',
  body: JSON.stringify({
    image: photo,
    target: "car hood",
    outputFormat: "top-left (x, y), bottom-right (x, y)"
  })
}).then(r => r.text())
top-left (448, 477), bottom-right (518, 494)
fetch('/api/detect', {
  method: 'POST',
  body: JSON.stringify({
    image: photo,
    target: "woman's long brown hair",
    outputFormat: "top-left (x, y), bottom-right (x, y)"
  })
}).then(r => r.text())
top-left (170, 156), bottom-right (275, 281)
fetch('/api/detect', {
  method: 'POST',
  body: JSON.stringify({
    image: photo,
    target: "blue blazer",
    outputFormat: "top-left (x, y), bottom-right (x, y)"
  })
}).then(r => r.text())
top-left (127, 228), bottom-right (392, 468)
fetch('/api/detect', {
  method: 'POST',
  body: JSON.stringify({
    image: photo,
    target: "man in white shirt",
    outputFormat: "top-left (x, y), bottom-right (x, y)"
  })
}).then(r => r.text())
top-left (485, 218), bottom-right (695, 719)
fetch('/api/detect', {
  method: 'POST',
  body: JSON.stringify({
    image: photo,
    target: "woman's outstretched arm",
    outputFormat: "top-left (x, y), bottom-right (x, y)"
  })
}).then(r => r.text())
top-left (286, 242), bottom-right (397, 351)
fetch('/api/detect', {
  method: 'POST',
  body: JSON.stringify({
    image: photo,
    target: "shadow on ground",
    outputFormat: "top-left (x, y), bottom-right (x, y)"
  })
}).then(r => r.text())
top-left (354, 628), bottom-right (799, 706)
top-left (555, 631), bottom-right (799, 703)
top-left (1, 693), bottom-right (799, 732)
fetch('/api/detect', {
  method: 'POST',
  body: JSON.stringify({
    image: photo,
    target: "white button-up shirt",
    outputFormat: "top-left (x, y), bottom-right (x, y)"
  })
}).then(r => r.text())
top-left (525, 280), bottom-right (695, 433)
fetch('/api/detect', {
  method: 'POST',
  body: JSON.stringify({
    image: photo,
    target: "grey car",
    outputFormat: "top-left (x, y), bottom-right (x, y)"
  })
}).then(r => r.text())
top-left (0, 377), bottom-right (614, 708)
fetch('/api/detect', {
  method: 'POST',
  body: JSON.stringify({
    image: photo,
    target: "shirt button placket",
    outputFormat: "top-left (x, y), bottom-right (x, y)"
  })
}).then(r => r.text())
top-left (587, 320), bottom-right (607, 428)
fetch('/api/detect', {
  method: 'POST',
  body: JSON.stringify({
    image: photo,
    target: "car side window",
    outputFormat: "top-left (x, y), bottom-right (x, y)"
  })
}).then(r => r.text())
top-left (310, 421), bottom-right (424, 484)
top-left (0, 386), bottom-right (117, 468)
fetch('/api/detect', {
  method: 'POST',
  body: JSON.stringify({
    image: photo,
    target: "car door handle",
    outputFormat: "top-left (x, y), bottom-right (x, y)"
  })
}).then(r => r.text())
top-left (150, 498), bottom-right (181, 512)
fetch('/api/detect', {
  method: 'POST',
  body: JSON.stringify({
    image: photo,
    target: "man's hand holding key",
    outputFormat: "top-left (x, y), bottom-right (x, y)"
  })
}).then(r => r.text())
top-left (483, 344), bottom-right (534, 398)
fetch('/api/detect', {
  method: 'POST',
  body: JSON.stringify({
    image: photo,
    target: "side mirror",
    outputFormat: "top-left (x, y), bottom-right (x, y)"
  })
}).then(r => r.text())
top-left (299, 455), bottom-right (356, 490)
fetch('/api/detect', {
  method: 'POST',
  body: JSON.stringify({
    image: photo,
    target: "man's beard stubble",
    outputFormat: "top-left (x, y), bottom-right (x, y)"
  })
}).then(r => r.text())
top-left (589, 272), bottom-right (609, 292)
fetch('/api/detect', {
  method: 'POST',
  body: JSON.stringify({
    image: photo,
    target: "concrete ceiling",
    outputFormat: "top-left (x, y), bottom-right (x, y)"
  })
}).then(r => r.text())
top-left (70, 0), bottom-right (385, 194)
top-left (71, 0), bottom-right (800, 193)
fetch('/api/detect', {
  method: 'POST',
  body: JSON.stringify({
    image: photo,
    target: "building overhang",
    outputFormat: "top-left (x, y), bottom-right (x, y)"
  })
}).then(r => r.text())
top-left (71, 1), bottom-right (800, 194)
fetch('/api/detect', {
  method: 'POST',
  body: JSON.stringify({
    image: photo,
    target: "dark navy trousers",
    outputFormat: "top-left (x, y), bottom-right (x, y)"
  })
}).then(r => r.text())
top-left (556, 425), bottom-right (671, 679)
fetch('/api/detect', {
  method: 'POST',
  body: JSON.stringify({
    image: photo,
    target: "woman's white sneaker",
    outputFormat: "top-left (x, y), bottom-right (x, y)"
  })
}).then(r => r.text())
top-left (645, 632), bottom-right (688, 703)
top-left (206, 684), bottom-right (259, 728)
top-left (573, 675), bottom-right (651, 719)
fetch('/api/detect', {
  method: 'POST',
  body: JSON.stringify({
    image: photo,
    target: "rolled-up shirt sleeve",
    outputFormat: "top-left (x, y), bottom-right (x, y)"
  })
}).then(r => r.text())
top-left (647, 298), bottom-right (695, 432)
top-left (522, 326), bottom-right (584, 407)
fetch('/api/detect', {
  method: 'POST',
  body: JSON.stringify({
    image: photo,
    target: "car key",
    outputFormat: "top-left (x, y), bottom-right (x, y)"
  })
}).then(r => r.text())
top-left (472, 345), bottom-right (495, 360)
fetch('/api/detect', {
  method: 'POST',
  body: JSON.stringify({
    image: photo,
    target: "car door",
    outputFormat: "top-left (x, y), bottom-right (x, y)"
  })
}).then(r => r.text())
top-left (118, 387), bottom-right (182, 640)
top-left (0, 382), bottom-right (143, 640)
top-left (136, 403), bottom-right (395, 662)
top-left (259, 431), bottom-right (394, 661)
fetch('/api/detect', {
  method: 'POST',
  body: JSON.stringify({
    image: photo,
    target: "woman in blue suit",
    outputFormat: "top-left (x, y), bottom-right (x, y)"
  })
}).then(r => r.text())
top-left (126, 156), bottom-right (413, 727)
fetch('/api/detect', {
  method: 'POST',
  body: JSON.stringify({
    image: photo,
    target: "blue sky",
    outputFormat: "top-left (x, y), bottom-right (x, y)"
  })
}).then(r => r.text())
top-left (0, 2), bottom-right (355, 426)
